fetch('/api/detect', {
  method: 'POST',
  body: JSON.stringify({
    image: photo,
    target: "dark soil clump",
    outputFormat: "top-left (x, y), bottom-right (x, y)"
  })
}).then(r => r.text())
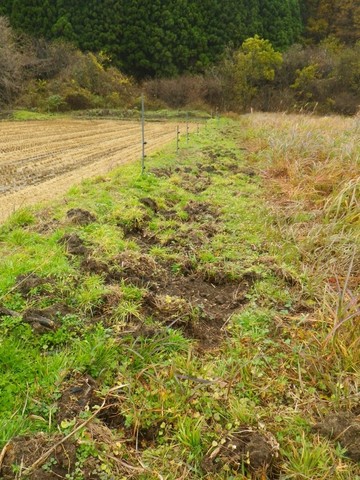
top-left (66, 208), bottom-right (96, 225)
top-left (314, 412), bottom-right (360, 462)
top-left (56, 374), bottom-right (97, 423)
top-left (97, 397), bottom-right (126, 430)
top-left (16, 273), bottom-right (54, 297)
top-left (81, 257), bottom-right (111, 276)
top-left (202, 428), bottom-right (280, 478)
top-left (0, 306), bottom-right (20, 317)
top-left (140, 197), bottom-right (158, 212)
top-left (112, 251), bottom-right (166, 289)
top-left (58, 233), bottom-right (89, 256)
top-left (149, 166), bottom-right (173, 178)
top-left (184, 200), bottom-right (219, 222)
top-left (1, 433), bottom-right (77, 480)
top-left (141, 272), bottom-right (248, 349)
top-left (22, 310), bottom-right (57, 332)
top-left (124, 229), bottom-right (160, 251)
top-left (180, 173), bottom-right (212, 193)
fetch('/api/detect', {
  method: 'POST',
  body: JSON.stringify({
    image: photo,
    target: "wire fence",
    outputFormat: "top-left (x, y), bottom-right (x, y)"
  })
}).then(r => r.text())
top-left (0, 99), bottom-right (213, 222)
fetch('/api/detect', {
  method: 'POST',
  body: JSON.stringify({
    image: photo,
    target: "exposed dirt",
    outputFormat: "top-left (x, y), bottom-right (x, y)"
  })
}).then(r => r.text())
top-left (183, 200), bottom-right (220, 222)
top-left (58, 232), bottom-right (89, 256)
top-left (0, 423), bottom-right (128, 480)
top-left (0, 119), bottom-right (194, 223)
top-left (0, 306), bottom-right (20, 318)
top-left (22, 309), bottom-right (58, 333)
top-left (124, 228), bottom-right (160, 250)
top-left (202, 428), bottom-right (280, 478)
top-left (149, 166), bottom-right (173, 178)
top-left (66, 208), bottom-right (96, 225)
top-left (180, 173), bottom-right (212, 193)
top-left (314, 412), bottom-right (360, 462)
top-left (22, 304), bottom-right (72, 334)
top-left (15, 273), bottom-right (54, 297)
top-left (56, 373), bottom-right (126, 432)
top-left (1, 433), bottom-right (77, 480)
top-left (106, 248), bottom-right (249, 348)
top-left (56, 373), bottom-right (98, 423)
top-left (81, 256), bottom-right (111, 277)
top-left (139, 197), bottom-right (159, 212)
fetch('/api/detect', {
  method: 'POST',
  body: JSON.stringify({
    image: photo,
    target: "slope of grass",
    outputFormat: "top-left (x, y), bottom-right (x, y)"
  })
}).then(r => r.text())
top-left (0, 116), bottom-right (359, 479)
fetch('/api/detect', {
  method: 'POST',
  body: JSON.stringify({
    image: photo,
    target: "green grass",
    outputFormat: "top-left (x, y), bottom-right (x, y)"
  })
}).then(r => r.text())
top-left (11, 110), bottom-right (63, 121)
top-left (0, 116), bottom-right (359, 479)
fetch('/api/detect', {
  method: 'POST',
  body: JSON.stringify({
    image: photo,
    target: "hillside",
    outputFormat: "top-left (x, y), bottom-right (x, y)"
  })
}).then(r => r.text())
top-left (1, 0), bottom-right (303, 78)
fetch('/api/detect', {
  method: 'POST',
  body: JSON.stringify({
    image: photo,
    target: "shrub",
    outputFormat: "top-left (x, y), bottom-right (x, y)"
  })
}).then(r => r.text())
top-left (144, 75), bottom-right (206, 108)
top-left (46, 94), bottom-right (66, 112)
top-left (0, 17), bottom-right (23, 105)
top-left (64, 89), bottom-right (94, 110)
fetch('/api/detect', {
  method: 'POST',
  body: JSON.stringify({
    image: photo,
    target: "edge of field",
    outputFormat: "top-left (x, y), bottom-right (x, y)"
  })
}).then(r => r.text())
top-left (0, 117), bottom-right (359, 479)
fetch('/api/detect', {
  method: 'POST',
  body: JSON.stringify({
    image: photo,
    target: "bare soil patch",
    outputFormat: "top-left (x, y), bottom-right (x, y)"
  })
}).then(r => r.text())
top-left (314, 412), bottom-right (360, 462)
top-left (58, 232), bottom-right (89, 256)
top-left (66, 208), bottom-right (96, 226)
top-left (202, 428), bottom-right (280, 478)
top-left (106, 249), bottom-right (249, 349)
top-left (56, 373), bottom-right (98, 424)
top-left (1, 433), bottom-right (77, 480)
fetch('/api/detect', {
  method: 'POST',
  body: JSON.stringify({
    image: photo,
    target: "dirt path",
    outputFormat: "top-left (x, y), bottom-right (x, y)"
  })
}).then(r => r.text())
top-left (0, 119), bottom-right (190, 223)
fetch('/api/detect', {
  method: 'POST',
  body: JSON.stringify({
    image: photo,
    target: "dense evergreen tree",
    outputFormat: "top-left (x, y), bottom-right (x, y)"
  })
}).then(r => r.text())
top-left (1, 0), bottom-right (304, 78)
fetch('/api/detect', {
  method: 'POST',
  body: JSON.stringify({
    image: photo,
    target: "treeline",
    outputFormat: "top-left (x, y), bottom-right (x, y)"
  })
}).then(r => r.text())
top-left (301, 0), bottom-right (360, 44)
top-left (145, 36), bottom-right (360, 115)
top-left (1, 1), bottom-right (358, 80)
top-left (0, 0), bottom-right (303, 78)
top-left (1, 16), bottom-right (359, 115)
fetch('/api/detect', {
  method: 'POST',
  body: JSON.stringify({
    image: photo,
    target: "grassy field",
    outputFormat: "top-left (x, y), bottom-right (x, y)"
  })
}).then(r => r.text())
top-left (0, 114), bottom-right (359, 479)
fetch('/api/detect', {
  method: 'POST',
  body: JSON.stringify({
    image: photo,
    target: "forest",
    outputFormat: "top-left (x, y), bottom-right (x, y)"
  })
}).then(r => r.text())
top-left (0, 0), bottom-right (359, 78)
top-left (0, 0), bottom-right (303, 78)
top-left (0, 0), bottom-right (359, 115)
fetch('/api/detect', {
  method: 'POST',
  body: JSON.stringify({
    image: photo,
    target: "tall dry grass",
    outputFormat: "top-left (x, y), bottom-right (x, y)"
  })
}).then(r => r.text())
top-left (242, 113), bottom-right (360, 360)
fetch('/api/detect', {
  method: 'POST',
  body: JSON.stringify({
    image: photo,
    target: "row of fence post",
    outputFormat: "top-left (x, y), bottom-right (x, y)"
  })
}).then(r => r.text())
top-left (140, 94), bottom-right (218, 174)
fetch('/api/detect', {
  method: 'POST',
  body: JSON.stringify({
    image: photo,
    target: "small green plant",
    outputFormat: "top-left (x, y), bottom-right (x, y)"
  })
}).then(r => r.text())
top-left (176, 417), bottom-right (204, 461)
top-left (283, 434), bottom-right (334, 479)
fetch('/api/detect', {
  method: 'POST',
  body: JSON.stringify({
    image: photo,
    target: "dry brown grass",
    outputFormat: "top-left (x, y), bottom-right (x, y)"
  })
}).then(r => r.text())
top-left (241, 113), bottom-right (359, 356)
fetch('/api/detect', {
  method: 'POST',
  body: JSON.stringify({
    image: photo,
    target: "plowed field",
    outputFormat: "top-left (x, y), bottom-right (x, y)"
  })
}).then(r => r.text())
top-left (0, 119), bottom-right (184, 222)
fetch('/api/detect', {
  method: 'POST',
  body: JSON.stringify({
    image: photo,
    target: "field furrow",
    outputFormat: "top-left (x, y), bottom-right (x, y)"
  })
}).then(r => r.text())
top-left (0, 119), bottom-right (190, 222)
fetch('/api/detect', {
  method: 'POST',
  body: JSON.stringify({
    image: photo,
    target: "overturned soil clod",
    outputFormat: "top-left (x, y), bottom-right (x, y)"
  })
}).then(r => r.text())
top-left (15, 273), bottom-right (54, 297)
top-left (81, 256), bottom-right (111, 276)
top-left (314, 412), bottom-right (360, 462)
top-left (202, 428), bottom-right (280, 478)
top-left (184, 200), bottom-right (219, 222)
top-left (56, 373), bottom-right (97, 423)
top-left (22, 304), bottom-right (71, 333)
top-left (112, 251), bottom-right (165, 287)
top-left (58, 232), bottom-right (89, 256)
top-left (67, 208), bottom-right (96, 225)
top-left (1, 433), bottom-right (77, 480)
top-left (149, 166), bottom-right (173, 178)
top-left (0, 306), bottom-right (20, 317)
top-left (140, 197), bottom-right (158, 212)
top-left (180, 173), bottom-right (212, 193)
top-left (140, 270), bottom-right (247, 348)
